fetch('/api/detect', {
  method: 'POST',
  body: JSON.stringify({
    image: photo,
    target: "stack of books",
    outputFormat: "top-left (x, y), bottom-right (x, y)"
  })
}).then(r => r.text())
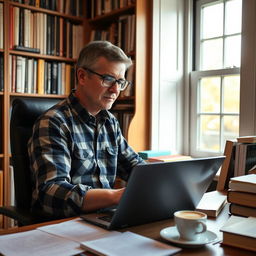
top-left (227, 174), bottom-right (256, 217)
top-left (220, 215), bottom-right (256, 252)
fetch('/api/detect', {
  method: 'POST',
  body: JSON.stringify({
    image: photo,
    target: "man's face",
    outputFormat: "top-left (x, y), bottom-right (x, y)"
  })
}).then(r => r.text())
top-left (77, 57), bottom-right (126, 116)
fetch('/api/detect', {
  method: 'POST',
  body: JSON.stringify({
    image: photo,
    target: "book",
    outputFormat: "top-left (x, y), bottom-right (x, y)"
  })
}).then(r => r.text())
top-left (37, 59), bottom-right (45, 94)
top-left (234, 143), bottom-right (256, 176)
top-left (13, 45), bottom-right (40, 53)
top-left (216, 140), bottom-right (237, 191)
top-left (0, 3), bottom-right (3, 49)
top-left (220, 215), bottom-right (256, 251)
top-left (80, 231), bottom-right (181, 256)
top-left (227, 190), bottom-right (256, 208)
top-left (138, 150), bottom-right (172, 160)
top-left (230, 203), bottom-right (256, 217)
top-left (229, 174), bottom-right (256, 193)
top-left (147, 154), bottom-right (192, 162)
top-left (0, 55), bottom-right (3, 92)
top-left (196, 190), bottom-right (227, 217)
top-left (237, 136), bottom-right (256, 143)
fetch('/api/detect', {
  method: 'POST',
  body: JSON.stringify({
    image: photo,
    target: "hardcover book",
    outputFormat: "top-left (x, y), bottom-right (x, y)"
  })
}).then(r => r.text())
top-left (230, 203), bottom-right (256, 218)
top-left (217, 140), bottom-right (237, 191)
top-left (147, 155), bottom-right (192, 162)
top-left (220, 215), bottom-right (256, 252)
top-left (237, 136), bottom-right (256, 143)
top-left (138, 150), bottom-right (172, 160)
top-left (196, 190), bottom-right (227, 217)
top-left (227, 190), bottom-right (256, 208)
top-left (229, 174), bottom-right (256, 193)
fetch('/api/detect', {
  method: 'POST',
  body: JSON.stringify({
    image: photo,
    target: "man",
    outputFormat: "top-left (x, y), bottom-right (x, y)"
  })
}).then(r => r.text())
top-left (28, 41), bottom-right (144, 218)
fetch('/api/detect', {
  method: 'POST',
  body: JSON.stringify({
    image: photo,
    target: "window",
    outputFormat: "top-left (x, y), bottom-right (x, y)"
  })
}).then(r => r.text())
top-left (190, 0), bottom-right (242, 156)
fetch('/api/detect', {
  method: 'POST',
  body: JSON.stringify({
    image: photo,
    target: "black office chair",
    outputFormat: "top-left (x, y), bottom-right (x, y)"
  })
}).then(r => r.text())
top-left (0, 97), bottom-right (61, 226)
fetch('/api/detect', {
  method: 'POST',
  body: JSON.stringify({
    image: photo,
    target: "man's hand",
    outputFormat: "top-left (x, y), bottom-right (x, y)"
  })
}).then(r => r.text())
top-left (82, 188), bottom-right (125, 212)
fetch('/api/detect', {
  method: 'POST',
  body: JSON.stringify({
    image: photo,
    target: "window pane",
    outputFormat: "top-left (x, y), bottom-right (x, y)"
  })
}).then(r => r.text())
top-left (199, 115), bottom-right (220, 151)
top-left (225, 0), bottom-right (242, 35)
top-left (202, 2), bottom-right (223, 39)
top-left (223, 75), bottom-right (240, 113)
top-left (201, 39), bottom-right (223, 70)
top-left (200, 77), bottom-right (221, 113)
top-left (224, 35), bottom-right (241, 68)
top-left (223, 115), bottom-right (239, 143)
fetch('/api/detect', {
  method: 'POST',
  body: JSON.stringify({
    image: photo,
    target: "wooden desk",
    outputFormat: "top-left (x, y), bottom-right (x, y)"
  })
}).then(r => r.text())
top-left (0, 205), bottom-right (254, 256)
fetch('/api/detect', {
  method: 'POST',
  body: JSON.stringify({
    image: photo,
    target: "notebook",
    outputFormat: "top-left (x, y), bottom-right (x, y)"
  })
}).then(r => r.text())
top-left (81, 156), bottom-right (225, 229)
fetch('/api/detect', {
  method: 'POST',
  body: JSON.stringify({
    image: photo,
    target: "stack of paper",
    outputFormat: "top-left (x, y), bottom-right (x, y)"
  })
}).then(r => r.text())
top-left (80, 231), bottom-right (181, 256)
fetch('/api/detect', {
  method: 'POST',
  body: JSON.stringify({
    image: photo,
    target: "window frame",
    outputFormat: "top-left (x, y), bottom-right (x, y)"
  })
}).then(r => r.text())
top-left (190, 0), bottom-right (242, 156)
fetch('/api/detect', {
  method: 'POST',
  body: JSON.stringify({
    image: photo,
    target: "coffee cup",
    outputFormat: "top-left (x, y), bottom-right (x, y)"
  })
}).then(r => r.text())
top-left (174, 210), bottom-right (207, 241)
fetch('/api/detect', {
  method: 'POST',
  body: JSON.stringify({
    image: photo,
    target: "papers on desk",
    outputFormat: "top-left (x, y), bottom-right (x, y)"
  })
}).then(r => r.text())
top-left (38, 218), bottom-right (111, 242)
top-left (0, 229), bottom-right (82, 256)
top-left (0, 218), bottom-right (180, 256)
top-left (0, 218), bottom-right (110, 256)
top-left (80, 231), bottom-right (181, 256)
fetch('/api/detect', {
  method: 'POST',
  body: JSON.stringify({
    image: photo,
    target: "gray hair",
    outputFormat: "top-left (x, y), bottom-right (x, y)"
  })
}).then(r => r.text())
top-left (77, 41), bottom-right (132, 70)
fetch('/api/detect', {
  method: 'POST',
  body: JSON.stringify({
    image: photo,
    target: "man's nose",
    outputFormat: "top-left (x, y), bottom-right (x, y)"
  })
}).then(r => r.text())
top-left (108, 81), bottom-right (120, 93)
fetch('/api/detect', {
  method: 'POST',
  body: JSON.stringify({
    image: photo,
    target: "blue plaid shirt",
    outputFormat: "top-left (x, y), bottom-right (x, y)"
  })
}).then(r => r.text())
top-left (28, 92), bottom-right (144, 217)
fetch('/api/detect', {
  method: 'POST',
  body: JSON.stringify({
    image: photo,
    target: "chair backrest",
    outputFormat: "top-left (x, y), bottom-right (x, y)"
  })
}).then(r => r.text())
top-left (10, 97), bottom-right (61, 209)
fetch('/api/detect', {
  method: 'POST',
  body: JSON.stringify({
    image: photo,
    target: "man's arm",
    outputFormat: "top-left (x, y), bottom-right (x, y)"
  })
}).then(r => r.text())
top-left (82, 188), bottom-right (125, 212)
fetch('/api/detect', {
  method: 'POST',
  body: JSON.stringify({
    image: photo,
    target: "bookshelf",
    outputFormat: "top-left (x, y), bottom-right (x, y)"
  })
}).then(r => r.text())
top-left (0, 0), bottom-right (85, 228)
top-left (83, 0), bottom-right (150, 149)
top-left (0, 0), bottom-right (151, 228)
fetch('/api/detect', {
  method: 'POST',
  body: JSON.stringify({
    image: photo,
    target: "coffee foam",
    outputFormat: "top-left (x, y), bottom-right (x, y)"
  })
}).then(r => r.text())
top-left (175, 211), bottom-right (205, 219)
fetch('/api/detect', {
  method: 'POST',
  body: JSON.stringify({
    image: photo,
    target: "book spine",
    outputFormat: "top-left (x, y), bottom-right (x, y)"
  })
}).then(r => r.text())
top-left (37, 59), bottom-right (45, 94)
top-left (0, 55), bottom-right (3, 92)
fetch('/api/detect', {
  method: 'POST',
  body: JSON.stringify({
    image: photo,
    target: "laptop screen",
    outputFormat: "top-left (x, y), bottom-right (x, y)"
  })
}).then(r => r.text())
top-left (81, 156), bottom-right (225, 229)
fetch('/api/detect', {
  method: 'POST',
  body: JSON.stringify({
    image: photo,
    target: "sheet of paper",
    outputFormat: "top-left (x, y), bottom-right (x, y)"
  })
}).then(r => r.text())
top-left (38, 218), bottom-right (114, 242)
top-left (80, 231), bottom-right (181, 256)
top-left (0, 229), bottom-right (83, 256)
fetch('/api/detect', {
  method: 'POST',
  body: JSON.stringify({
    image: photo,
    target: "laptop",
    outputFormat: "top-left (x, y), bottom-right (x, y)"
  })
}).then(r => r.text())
top-left (81, 156), bottom-right (225, 229)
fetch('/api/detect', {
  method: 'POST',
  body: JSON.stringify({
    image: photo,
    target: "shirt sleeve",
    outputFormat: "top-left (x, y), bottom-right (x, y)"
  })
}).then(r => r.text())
top-left (28, 114), bottom-right (91, 217)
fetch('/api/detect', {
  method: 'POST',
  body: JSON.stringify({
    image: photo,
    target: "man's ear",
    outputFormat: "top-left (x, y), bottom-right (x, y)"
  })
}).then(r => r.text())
top-left (77, 68), bottom-right (87, 84)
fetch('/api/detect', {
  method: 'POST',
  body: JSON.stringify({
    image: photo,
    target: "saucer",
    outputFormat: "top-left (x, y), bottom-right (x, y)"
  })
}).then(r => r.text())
top-left (160, 226), bottom-right (218, 248)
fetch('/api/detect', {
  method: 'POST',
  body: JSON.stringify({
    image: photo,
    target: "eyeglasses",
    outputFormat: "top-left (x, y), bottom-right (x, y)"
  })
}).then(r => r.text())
top-left (82, 67), bottom-right (131, 91)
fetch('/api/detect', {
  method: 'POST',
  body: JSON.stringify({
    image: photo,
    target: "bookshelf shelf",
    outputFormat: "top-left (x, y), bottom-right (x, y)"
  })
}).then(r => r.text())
top-left (9, 1), bottom-right (84, 22)
top-left (9, 92), bottom-right (67, 98)
top-left (9, 50), bottom-right (77, 62)
top-left (88, 5), bottom-right (136, 24)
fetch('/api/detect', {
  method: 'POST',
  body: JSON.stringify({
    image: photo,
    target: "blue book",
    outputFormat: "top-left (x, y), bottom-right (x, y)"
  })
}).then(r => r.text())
top-left (138, 150), bottom-right (172, 160)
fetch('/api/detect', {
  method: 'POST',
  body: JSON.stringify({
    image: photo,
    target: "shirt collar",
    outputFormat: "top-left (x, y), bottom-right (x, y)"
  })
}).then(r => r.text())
top-left (67, 90), bottom-right (111, 124)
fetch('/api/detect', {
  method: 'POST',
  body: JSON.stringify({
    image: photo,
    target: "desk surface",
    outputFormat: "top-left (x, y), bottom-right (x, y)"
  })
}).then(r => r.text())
top-left (0, 204), bottom-right (254, 256)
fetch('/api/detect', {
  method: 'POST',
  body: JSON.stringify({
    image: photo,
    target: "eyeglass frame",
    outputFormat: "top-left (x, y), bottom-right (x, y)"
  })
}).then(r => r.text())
top-left (81, 67), bottom-right (131, 91)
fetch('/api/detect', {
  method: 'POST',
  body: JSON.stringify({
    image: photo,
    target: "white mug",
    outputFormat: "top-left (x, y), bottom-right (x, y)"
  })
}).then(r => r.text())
top-left (174, 210), bottom-right (207, 241)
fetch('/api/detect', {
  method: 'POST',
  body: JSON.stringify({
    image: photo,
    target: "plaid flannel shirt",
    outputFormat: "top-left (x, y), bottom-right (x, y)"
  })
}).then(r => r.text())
top-left (28, 92), bottom-right (144, 217)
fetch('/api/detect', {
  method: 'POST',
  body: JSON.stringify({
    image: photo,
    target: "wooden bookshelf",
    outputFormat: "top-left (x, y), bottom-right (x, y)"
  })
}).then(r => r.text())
top-left (0, 0), bottom-right (86, 228)
top-left (0, 0), bottom-right (151, 228)
top-left (84, 0), bottom-right (150, 150)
